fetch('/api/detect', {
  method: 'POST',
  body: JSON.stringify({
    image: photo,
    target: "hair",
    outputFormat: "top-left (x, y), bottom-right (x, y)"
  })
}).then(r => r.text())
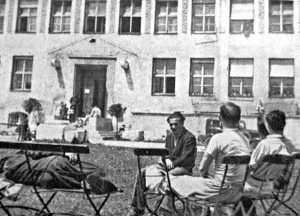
top-left (220, 102), bottom-right (241, 125)
top-left (265, 110), bottom-right (286, 132)
top-left (167, 111), bottom-right (185, 123)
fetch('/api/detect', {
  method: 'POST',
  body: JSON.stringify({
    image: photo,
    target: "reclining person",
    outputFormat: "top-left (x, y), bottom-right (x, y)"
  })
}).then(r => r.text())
top-left (0, 141), bottom-right (117, 195)
top-left (167, 102), bottom-right (251, 213)
top-left (128, 111), bottom-right (197, 216)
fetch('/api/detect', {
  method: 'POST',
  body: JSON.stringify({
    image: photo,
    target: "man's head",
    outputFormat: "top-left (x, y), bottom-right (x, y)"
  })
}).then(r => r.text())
top-left (265, 110), bottom-right (286, 133)
top-left (219, 102), bottom-right (241, 127)
top-left (167, 112), bottom-right (185, 136)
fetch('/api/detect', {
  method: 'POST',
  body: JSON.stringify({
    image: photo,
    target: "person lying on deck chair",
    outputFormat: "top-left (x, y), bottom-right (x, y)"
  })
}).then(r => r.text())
top-left (128, 111), bottom-right (197, 216)
top-left (0, 140), bottom-right (117, 195)
top-left (164, 102), bottom-right (251, 214)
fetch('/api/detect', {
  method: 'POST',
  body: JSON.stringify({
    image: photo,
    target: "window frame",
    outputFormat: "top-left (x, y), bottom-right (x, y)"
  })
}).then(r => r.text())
top-left (228, 58), bottom-right (254, 98)
top-left (191, 0), bottom-right (215, 34)
top-left (152, 58), bottom-right (176, 96)
top-left (83, 0), bottom-right (106, 34)
top-left (50, 0), bottom-right (72, 33)
top-left (230, 0), bottom-right (254, 34)
top-left (155, 0), bottom-right (178, 34)
top-left (119, 0), bottom-right (141, 34)
top-left (11, 56), bottom-right (33, 92)
top-left (189, 58), bottom-right (214, 97)
top-left (0, 0), bottom-right (5, 33)
top-left (16, 0), bottom-right (38, 33)
top-left (269, 0), bottom-right (293, 33)
top-left (269, 59), bottom-right (294, 98)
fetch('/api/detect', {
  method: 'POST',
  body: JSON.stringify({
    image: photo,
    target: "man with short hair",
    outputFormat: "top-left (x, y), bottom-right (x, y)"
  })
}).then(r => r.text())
top-left (244, 109), bottom-right (295, 193)
top-left (168, 102), bottom-right (251, 212)
top-left (128, 111), bottom-right (197, 216)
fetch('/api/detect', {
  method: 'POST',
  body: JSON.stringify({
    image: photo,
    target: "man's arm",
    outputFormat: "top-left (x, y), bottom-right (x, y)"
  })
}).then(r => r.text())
top-left (199, 153), bottom-right (214, 177)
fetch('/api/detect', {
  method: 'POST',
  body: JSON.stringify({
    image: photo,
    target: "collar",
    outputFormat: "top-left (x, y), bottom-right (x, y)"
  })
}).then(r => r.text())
top-left (222, 128), bottom-right (238, 132)
top-left (173, 127), bottom-right (186, 140)
top-left (266, 134), bottom-right (283, 139)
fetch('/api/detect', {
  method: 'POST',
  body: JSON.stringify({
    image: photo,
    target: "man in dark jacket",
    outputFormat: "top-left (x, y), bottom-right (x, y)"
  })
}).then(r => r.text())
top-left (128, 111), bottom-right (197, 216)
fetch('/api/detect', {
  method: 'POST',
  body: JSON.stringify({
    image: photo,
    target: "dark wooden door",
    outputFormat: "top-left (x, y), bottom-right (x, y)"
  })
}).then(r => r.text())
top-left (75, 65), bottom-right (107, 117)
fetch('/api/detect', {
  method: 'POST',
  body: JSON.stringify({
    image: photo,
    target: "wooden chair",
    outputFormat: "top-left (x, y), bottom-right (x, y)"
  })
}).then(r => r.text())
top-left (237, 154), bottom-right (296, 216)
top-left (133, 148), bottom-right (185, 216)
top-left (0, 140), bottom-right (121, 216)
top-left (183, 155), bottom-right (251, 216)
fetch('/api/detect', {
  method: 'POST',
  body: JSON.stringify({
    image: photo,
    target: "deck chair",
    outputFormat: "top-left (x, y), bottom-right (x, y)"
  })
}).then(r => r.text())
top-left (133, 148), bottom-right (185, 216)
top-left (0, 141), bottom-right (121, 216)
top-left (183, 155), bottom-right (251, 216)
top-left (236, 154), bottom-right (296, 216)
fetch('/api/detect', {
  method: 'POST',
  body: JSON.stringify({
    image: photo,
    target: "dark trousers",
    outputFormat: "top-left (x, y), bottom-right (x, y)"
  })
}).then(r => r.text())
top-left (131, 164), bottom-right (190, 213)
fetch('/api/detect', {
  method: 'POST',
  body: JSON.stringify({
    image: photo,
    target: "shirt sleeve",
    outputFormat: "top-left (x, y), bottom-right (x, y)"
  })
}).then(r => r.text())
top-left (199, 135), bottom-right (218, 171)
top-left (249, 141), bottom-right (266, 170)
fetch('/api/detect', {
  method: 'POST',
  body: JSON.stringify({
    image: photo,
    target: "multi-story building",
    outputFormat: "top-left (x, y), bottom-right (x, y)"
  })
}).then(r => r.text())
top-left (0, 0), bottom-right (300, 146)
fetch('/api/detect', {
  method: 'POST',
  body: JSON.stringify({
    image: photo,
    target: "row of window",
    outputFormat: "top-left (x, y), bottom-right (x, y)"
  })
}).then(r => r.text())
top-left (10, 56), bottom-right (295, 99)
top-left (152, 58), bottom-right (295, 99)
top-left (0, 0), bottom-right (296, 34)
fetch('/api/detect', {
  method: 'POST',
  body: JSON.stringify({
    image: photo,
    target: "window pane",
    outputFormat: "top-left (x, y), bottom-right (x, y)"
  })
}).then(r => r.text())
top-left (167, 17), bottom-right (177, 32)
top-left (0, 17), bottom-right (3, 33)
top-left (166, 60), bottom-right (175, 74)
top-left (282, 1), bottom-right (293, 15)
top-left (53, 1), bottom-right (63, 15)
top-left (25, 59), bottom-right (33, 71)
top-left (19, 17), bottom-right (28, 31)
top-left (154, 60), bottom-right (164, 75)
top-left (205, 4), bottom-right (215, 15)
top-left (243, 86), bottom-right (253, 97)
top-left (205, 16), bottom-right (215, 31)
top-left (243, 77), bottom-right (253, 86)
top-left (121, 17), bottom-right (130, 32)
top-left (193, 4), bottom-right (203, 15)
top-left (13, 74), bottom-right (23, 89)
top-left (193, 77), bottom-right (202, 86)
top-left (192, 85), bottom-right (202, 95)
top-left (132, 17), bottom-right (141, 33)
top-left (203, 77), bottom-right (213, 85)
top-left (86, 17), bottom-right (95, 32)
top-left (15, 59), bottom-right (24, 71)
top-left (153, 77), bottom-right (164, 93)
top-left (169, 2), bottom-right (177, 16)
top-left (203, 63), bottom-right (213, 75)
top-left (270, 2), bottom-right (280, 15)
top-left (64, 1), bottom-right (72, 14)
top-left (96, 17), bottom-right (105, 33)
top-left (28, 17), bottom-right (36, 31)
top-left (53, 17), bottom-right (61, 31)
top-left (192, 17), bottom-right (203, 31)
top-left (203, 86), bottom-right (213, 95)
top-left (283, 15), bottom-right (293, 32)
top-left (157, 17), bottom-right (166, 32)
top-left (62, 16), bottom-right (70, 31)
top-left (166, 77), bottom-right (175, 93)
top-left (230, 20), bottom-right (243, 33)
top-left (24, 74), bottom-right (32, 89)
top-left (193, 63), bottom-right (202, 75)
top-left (157, 3), bottom-right (167, 16)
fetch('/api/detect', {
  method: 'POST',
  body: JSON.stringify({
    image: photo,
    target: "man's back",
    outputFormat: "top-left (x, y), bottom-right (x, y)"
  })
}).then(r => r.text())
top-left (204, 128), bottom-right (251, 182)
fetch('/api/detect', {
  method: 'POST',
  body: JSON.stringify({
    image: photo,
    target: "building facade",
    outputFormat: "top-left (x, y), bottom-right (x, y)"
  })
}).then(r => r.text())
top-left (0, 0), bottom-right (300, 146)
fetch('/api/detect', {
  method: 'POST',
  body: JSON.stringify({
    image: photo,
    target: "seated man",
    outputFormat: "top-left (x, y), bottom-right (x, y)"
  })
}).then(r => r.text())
top-left (0, 142), bottom-right (117, 195)
top-left (168, 102), bottom-right (251, 211)
top-left (244, 109), bottom-right (296, 194)
top-left (128, 111), bottom-right (197, 216)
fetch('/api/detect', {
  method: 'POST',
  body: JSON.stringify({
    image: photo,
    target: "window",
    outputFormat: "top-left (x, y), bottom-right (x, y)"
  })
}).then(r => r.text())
top-left (50, 0), bottom-right (72, 33)
top-left (190, 59), bottom-right (214, 96)
top-left (269, 59), bottom-right (294, 98)
top-left (16, 0), bottom-right (38, 33)
top-left (269, 0), bottom-right (293, 33)
top-left (229, 59), bottom-right (253, 98)
top-left (152, 59), bottom-right (176, 95)
top-left (230, 0), bottom-right (254, 34)
top-left (155, 0), bottom-right (177, 34)
top-left (84, 0), bottom-right (106, 33)
top-left (119, 0), bottom-right (141, 33)
top-left (0, 0), bottom-right (5, 33)
top-left (192, 0), bottom-right (215, 33)
top-left (11, 56), bottom-right (33, 91)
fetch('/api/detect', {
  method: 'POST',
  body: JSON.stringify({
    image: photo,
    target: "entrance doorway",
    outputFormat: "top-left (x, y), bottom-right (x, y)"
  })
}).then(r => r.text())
top-left (74, 65), bottom-right (107, 117)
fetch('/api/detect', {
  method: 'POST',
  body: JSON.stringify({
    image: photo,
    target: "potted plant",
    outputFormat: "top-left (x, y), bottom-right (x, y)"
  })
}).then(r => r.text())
top-left (108, 103), bottom-right (126, 139)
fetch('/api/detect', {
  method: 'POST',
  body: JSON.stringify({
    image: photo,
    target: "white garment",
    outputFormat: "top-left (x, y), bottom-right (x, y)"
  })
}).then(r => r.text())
top-left (90, 107), bottom-right (101, 117)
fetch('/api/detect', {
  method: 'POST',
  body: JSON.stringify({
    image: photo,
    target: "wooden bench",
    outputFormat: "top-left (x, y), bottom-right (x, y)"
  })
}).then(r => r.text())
top-left (0, 140), bottom-right (120, 216)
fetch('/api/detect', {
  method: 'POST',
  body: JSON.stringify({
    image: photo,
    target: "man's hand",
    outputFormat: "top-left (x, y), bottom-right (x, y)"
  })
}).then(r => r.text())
top-left (165, 159), bottom-right (174, 170)
top-left (65, 153), bottom-right (78, 164)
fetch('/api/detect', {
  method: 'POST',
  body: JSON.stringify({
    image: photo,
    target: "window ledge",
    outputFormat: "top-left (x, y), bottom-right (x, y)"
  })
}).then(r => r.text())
top-left (154, 32), bottom-right (178, 35)
top-left (269, 32), bottom-right (294, 34)
top-left (10, 90), bottom-right (31, 93)
top-left (119, 32), bottom-right (141, 35)
top-left (49, 32), bottom-right (71, 34)
top-left (152, 93), bottom-right (175, 97)
top-left (229, 97), bottom-right (254, 101)
top-left (83, 32), bottom-right (105, 35)
top-left (15, 32), bottom-right (36, 34)
top-left (192, 32), bottom-right (216, 35)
